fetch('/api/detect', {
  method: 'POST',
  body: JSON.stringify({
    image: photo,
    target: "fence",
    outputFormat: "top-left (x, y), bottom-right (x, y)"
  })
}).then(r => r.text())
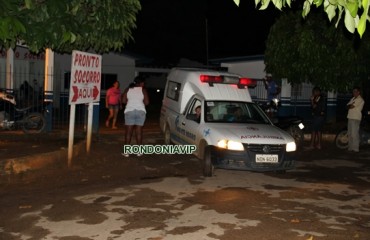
top-left (249, 80), bottom-right (315, 119)
top-left (1, 68), bottom-right (352, 132)
top-left (249, 79), bottom-right (351, 123)
top-left (0, 68), bottom-right (93, 131)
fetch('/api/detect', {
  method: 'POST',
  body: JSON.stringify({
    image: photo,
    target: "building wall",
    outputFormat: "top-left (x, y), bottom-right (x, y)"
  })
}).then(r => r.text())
top-left (0, 58), bottom-right (6, 86)
top-left (1, 47), bottom-right (136, 92)
top-left (0, 46), bottom-right (45, 90)
top-left (54, 52), bottom-right (135, 110)
top-left (220, 58), bottom-right (337, 123)
top-left (54, 52), bottom-right (136, 91)
top-left (222, 60), bottom-right (266, 79)
top-left (1, 48), bottom-right (136, 111)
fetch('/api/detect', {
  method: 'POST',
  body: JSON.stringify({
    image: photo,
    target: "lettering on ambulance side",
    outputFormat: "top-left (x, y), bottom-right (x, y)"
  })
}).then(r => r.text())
top-left (174, 115), bottom-right (196, 141)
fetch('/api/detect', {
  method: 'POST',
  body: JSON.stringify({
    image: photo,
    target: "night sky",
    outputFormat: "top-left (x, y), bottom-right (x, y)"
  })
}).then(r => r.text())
top-left (125, 0), bottom-right (280, 65)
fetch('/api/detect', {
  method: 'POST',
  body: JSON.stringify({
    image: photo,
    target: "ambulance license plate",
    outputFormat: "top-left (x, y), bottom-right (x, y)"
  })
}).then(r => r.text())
top-left (255, 154), bottom-right (278, 163)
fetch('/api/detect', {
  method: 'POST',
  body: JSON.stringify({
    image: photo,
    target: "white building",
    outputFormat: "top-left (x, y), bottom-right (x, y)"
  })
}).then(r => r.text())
top-left (211, 55), bottom-right (337, 123)
top-left (0, 46), bottom-right (137, 109)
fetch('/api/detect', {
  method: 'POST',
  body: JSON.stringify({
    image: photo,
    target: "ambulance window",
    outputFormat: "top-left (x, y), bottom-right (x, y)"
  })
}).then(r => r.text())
top-left (205, 101), bottom-right (270, 124)
top-left (166, 81), bottom-right (181, 101)
top-left (186, 99), bottom-right (202, 123)
top-left (245, 103), bottom-right (270, 124)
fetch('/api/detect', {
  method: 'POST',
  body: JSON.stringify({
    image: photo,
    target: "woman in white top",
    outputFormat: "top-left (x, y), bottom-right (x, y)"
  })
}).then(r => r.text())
top-left (121, 76), bottom-right (149, 157)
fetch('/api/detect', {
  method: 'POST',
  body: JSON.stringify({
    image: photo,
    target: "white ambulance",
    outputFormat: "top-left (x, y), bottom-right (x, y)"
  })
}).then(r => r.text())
top-left (160, 68), bottom-right (296, 176)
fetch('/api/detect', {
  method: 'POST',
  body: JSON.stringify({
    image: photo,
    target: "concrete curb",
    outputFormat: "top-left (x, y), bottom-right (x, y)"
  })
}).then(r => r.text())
top-left (1, 140), bottom-right (86, 175)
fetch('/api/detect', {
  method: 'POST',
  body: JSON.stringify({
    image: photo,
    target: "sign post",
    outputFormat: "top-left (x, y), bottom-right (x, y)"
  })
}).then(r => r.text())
top-left (68, 50), bottom-right (102, 167)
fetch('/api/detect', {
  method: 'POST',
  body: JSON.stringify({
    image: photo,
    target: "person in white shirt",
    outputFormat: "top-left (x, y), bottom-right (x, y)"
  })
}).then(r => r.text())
top-left (121, 76), bottom-right (149, 157)
top-left (347, 87), bottom-right (365, 152)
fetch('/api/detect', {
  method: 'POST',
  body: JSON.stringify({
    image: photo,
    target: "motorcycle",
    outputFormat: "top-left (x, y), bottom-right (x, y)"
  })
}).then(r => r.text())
top-left (259, 98), bottom-right (305, 148)
top-left (0, 90), bottom-right (47, 134)
top-left (335, 112), bottom-right (370, 149)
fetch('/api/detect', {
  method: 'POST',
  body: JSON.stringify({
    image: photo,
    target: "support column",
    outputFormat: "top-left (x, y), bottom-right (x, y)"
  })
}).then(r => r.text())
top-left (44, 49), bottom-right (54, 132)
top-left (93, 102), bottom-right (100, 134)
top-left (326, 91), bottom-right (337, 123)
top-left (84, 102), bottom-right (100, 134)
top-left (6, 49), bottom-right (14, 92)
top-left (279, 78), bottom-right (292, 116)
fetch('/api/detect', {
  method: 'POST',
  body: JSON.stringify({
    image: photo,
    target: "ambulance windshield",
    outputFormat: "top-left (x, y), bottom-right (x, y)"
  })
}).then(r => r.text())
top-left (205, 101), bottom-right (271, 124)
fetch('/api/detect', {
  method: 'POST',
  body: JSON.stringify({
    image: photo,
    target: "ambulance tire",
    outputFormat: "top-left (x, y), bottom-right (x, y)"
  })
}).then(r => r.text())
top-left (164, 125), bottom-right (172, 145)
top-left (203, 146), bottom-right (214, 177)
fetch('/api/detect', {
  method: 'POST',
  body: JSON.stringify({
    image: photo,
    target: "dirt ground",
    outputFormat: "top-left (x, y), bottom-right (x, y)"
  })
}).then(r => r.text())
top-left (0, 116), bottom-right (169, 186)
top-left (0, 132), bottom-right (74, 159)
top-left (1, 118), bottom-right (370, 240)
top-left (0, 112), bottom-right (160, 159)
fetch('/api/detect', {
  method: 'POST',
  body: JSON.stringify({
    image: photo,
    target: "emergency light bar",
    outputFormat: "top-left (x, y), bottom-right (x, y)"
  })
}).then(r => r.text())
top-left (239, 78), bottom-right (257, 88)
top-left (200, 75), bottom-right (223, 83)
top-left (200, 75), bottom-right (257, 88)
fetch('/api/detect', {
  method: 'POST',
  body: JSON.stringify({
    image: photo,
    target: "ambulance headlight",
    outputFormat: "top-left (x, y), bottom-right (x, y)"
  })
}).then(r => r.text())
top-left (286, 142), bottom-right (296, 152)
top-left (217, 140), bottom-right (244, 151)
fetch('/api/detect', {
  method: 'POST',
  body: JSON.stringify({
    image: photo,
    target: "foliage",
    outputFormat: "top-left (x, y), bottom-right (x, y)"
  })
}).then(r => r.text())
top-left (233, 0), bottom-right (370, 37)
top-left (0, 1), bottom-right (26, 48)
top-left (0, 0), bottom-right (141, 53)
top-left (264, 11), bottom-right (370, 91)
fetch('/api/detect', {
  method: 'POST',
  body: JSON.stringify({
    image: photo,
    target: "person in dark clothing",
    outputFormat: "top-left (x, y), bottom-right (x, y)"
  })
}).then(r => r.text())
top-left (19, 81), bottom-right (34, 107)
top-left (309, 87), bottom-right (326, 149)
top-left (195, 105), bottom-right (201, 123)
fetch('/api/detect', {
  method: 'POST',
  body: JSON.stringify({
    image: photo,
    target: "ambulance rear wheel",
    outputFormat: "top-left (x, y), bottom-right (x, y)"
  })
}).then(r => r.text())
top-left (164, 126), bottom-right (171, 145)
top-left (203, 146), bottom-right (214, 177)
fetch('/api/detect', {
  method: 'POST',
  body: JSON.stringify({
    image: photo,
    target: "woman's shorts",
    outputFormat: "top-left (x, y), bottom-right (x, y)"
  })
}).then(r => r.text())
top-left (125, 110), bottom-right (146, 126)
top-left (312, 116), bottom-right (325, 131)
top-left (108, 104), bottom-right (119, 110)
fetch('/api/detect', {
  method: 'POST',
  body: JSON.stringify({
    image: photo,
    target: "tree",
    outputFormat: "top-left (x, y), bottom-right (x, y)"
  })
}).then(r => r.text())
top-left (233, 0), bottom-right (369, 37)
top-left (264, 10), bottom-right (370, 91)
top-left (0, 0), bottom-right (141, 53)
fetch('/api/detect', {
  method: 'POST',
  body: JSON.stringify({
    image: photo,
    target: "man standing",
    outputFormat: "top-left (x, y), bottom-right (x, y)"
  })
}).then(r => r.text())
top-left (347, 87), bottom-right (365, 152)
top-left (263, 73), bottom-right (281, 102)
top-left (263, 73), bottom-right (281, 117)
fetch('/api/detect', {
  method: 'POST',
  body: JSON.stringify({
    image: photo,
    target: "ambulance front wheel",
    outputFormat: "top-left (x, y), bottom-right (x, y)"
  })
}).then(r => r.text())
top-left (203, 146), bottom-right (214, 177)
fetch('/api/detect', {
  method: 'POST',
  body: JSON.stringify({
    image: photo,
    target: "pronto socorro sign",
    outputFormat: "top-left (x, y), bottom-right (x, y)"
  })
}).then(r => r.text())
top-left (69, 51), bottom-right (102, 105)
top-left (71, 85), bottom-right (100, 102)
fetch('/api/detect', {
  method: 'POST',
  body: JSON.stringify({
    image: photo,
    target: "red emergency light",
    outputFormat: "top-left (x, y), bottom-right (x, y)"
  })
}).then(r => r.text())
top-left (239, 78), bottom-right (257, 88)
top-left (200, 75), bottom-right (223, 83)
